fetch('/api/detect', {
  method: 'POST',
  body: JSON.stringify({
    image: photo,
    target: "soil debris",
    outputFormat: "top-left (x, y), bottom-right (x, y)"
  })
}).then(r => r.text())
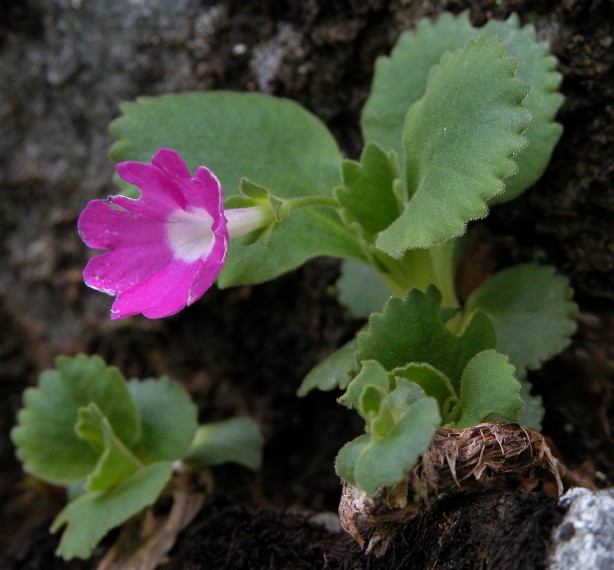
top-left (168, 502), bottom-right (342, 569)
top-left (97, 468), bottom-right (206, 570)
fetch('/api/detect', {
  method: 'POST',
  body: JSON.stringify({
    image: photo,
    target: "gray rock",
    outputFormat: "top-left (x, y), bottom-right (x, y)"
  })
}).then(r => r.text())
top-left (548, 487), bottom-right (614, 570)
top-left (0, 0), bottom-right (221, 333)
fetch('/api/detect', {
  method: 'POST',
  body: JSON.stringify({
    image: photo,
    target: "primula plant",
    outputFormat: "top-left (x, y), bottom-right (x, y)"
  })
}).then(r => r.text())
top-left (12, 11), bottom-right (578, 561)
top-left (11, 354), bottom-right (263, 559)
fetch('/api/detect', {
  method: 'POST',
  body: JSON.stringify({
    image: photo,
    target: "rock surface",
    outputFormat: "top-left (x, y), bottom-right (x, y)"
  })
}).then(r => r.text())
top-left (548, 487), bottom-right (614, 570)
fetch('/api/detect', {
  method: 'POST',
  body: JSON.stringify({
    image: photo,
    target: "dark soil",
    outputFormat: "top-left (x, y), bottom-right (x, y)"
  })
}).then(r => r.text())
top-left (169, 502), bottom-right (347, 570)
top-left (1, 490), bottom-right (564, 570)
top-left (339, 490), bottom-right (565, 570)
top-left (1, 0), bottom-right (612, 568)
top-left (164, 491), bottom-right (564, 570)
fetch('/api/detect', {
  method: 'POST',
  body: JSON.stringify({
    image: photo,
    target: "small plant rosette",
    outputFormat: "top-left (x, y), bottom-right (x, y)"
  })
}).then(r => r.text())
top-left (11, 354), bottom-right (263, 560)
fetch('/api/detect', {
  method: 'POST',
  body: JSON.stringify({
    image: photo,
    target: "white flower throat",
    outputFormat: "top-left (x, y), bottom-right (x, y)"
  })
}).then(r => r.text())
top-left (166, 207), bottom-right (215, 263)
top-left (165, 205), bottom-right (269, 263)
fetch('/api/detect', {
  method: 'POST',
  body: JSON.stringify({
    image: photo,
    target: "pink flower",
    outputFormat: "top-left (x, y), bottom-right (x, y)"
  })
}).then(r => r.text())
top-left (78, 149), bottom-right (269, 319)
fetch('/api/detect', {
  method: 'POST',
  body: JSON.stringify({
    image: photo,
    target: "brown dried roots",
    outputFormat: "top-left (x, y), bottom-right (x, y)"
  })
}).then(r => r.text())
top-left (339, 422), bottom-right (563, 556)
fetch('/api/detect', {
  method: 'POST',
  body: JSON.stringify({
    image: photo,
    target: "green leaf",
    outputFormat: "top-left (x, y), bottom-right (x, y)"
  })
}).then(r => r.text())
top-left (335, 435), bottom-right (369, 487)
top-left (51, 462), bottom-right (173, 560)
top-left (455, 350), bottom-right (523, 428)
top-left (440, 306), bottom-right (461, 323)
top-left (184, 417), bottom-right (264, 471)
top-left (387, 378), bottom-right (427, 422)
top-left (239, 177), bottom-right (282, 208)
top-left (221, 207), bottom-right (365, 286)
top-left (127, 377), bottom-right (198, 464)
top-left (76, 404), bottom-right (142, 491)
top-left (362, 12), bottom-right (563, 204)
top-left (341, 362), bottom-right (429, 435)
top-left (297, 337), bottom-right (359, 396)
top-left (335, 143), bottom-right (402, 243)
top-left (376, 35), bottom-right (532, 255)
top-left (518, 379), bottom-right (544, 430)
top-left (362, 12), bottom-right (475, 157)
top-left (338, 360), bottom-right (392, 412)
top-left (480, 14), bottom-right (564, 202)
top-left (335, 365), bottom-right (440, 495)
top-left (357, 287), bottom-right (496, 392)
top-left (11, 354), bottom-right (140, 485)
top-left (367, 389), bottom-right (395, 437)
top-left (464, 264), bottom-right (577, 375)
top-left (336, 260), bottom-right (392, 318)
top-left (110, 92), bottom-right (365, 285)
top-left (393, 362), bottom-right (456, 411)
top-left (351, 397), bottom-right (440, 495)
top-left (110, 92), bottom-right (338, 200)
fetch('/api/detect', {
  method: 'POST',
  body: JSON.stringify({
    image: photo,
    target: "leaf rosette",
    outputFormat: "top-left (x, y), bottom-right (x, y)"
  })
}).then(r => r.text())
top-left (333, 287), bottom-right (524, 496)
top-left (11, 354), bottom-right (263, 559)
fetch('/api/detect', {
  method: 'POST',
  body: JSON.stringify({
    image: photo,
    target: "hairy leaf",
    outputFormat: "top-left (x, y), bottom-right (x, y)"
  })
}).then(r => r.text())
top-left (221, 206), bottom-right (365, 286)
top-left (127, 377), bottom-right (198, 464)
top-left (336, 260), bottom-right (392, 318)
top-left (335, 435), bottom-right (369, 487)
top-left (464, 264), bottom-right (577, 374)
top-left (110, 92), bottom-right (338, 201)
top-left (387, 378), bottom-right (428, 422)
top-left (376, 36), bottom-right (532, 255)
top-left (338, 397), bottom-right (440, 495)
top-left (393, 362), bottom-right (456, 414)
top-left (455, 350), bottom-right (523, 428)
top-left (366, 388), bottom-right (395, 437)
top-left (76, 404), bottom-right (142, 491)
top-left (51, 462), bottom-right (173, 560)
top-left (335, 143), bottom-right (402, 243)
top-left (184, 417), bottom-right (264, 471)
top-left (297, 337), bottom-right (359, 396)
top-left (110, 92), bottom-right (365, 286)
top-left (339, 360), bottom-right (392, 413)
top-left (518, 379), bottom-right (545, 430)
top-left (362, 12), bottom-right (475, 156)
top-left (11, 354), bottom-right (139, 485)
top-left (480, 14), bottom-right (564, 202)
top-left (357, 287), bottom-right (496, 392)
top-left (362, 12), bottom-right (563, 204)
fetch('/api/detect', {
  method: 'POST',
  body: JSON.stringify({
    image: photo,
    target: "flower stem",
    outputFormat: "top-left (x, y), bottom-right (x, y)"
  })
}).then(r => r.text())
top-left (286, 196), bottom-right (339, 210)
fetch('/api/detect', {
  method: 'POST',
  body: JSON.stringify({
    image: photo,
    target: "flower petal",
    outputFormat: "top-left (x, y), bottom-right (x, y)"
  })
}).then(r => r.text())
top-left (78, 200), bottom-right (168, 250)
top-left (83, 246), bottom-right (172, 296)
top-left (151, 148), bottom-right (192, 180)
top-left (175, 166), bottom-right (225, 216)
top-left (111, 259), bottom-right (204, 319)
top-left (115, 161), bottom-right (186, 217)
top-left (78, 149), bottom-right (234, 319)
top-left (187, 234), bottom-right (228, 305)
